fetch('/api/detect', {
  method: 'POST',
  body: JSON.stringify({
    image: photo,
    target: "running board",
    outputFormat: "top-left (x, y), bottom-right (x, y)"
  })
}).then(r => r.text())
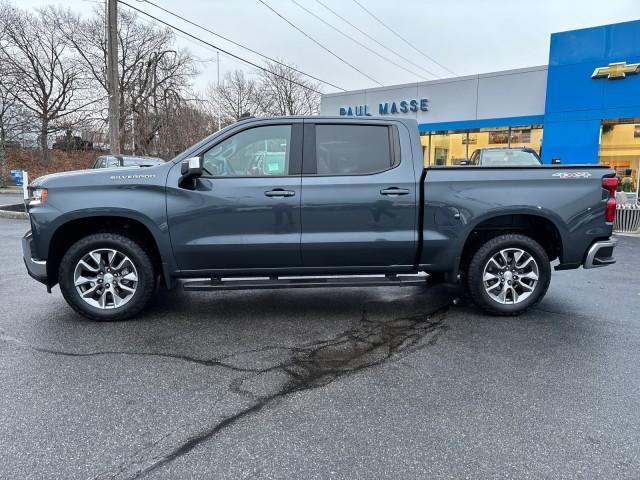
top-left (182, 275), bottom-right (427, 291)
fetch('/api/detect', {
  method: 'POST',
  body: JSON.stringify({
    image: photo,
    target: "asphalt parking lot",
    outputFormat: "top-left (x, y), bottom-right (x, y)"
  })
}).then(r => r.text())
top-left (1, 217), bottom-right (639, 479)
top-left (0, 192), bottom-right (25, 207)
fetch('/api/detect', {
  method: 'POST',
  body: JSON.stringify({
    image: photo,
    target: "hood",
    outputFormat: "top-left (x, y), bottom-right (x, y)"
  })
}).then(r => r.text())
top-left (30, 163), bottom-right (171, 189)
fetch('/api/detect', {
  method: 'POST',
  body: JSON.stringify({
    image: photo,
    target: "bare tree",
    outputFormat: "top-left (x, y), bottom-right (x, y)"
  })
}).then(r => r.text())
top-left (155, 100), bottom-right (214, 157)
top-left (0, 5), bottom-right (97, 163)
top-left (130, 48), bottom-right (197, 154)
top-left (259, 61), bottom-right (321, 116)
top-left (0, 3), bottom-right (13, 185)
top-left (62, 7), bottom-right (197, 155)
top-left (0, 72), bottom-right (26, 186)
top-left (0, 2), bottom-right (33, 186)
top-left (207, 70), bottom-right (269, 125)
top-left (0, 2), bottom-right (319, 171)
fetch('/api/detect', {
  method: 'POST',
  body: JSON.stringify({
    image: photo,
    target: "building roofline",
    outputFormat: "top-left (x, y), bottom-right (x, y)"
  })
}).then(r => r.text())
top-left (322, 65), bottom-right (548, 98)
top-left (550, 18), bottom-right (640, 37)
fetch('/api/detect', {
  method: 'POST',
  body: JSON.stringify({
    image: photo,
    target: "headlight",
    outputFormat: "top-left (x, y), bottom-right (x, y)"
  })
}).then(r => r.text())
top-left (29, 188), bottom-right (48, 206)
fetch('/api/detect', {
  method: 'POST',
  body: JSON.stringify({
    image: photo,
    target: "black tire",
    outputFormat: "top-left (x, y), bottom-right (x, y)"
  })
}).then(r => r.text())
top-left (59, 233), bottom-right (155, 321)
top-left (466, 233), bottom-right (551, 316)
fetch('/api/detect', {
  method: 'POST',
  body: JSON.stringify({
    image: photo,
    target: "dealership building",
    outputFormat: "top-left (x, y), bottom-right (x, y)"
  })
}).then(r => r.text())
top-left (321, 19), bottom-right (640, 192)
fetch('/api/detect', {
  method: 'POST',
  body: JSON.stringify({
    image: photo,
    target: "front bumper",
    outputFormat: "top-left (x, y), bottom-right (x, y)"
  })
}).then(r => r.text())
top-left (22, 232), bottom-right (47, 284)
top-left (583, 239), bottom-right (617, 269)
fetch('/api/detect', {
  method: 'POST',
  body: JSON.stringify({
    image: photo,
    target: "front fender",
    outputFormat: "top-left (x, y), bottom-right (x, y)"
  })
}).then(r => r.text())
top-left (28, 185), bottom-right (175, 287)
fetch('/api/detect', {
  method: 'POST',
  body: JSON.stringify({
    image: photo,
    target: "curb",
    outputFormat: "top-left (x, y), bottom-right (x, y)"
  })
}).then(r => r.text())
top-left (0, 204), bottom-right (28, 220)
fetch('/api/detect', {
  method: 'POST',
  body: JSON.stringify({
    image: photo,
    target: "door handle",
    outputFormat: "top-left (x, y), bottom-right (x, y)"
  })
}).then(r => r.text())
top-left (380, 187), bottom-right (409, 196)
top-left (264, 189), bottom-right (295, 197)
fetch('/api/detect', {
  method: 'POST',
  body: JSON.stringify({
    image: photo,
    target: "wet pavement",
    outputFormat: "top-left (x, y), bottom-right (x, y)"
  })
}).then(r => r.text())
top-left (1, 217), bottom-right (639, 479)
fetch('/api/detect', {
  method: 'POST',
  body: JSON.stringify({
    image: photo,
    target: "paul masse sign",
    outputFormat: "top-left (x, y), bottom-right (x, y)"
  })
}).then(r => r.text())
top-left (339, 98), bottom-right (429, 116)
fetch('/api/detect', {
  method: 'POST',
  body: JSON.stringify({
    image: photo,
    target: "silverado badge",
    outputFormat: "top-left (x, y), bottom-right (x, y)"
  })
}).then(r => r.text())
top-left (110, 174), bottom-right (157, 180)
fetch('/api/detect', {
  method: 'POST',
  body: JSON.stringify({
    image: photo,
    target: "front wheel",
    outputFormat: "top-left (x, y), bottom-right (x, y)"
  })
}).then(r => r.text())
top-left (59, 233), bottom-right (156, 321)
top-left (466, 233), bottom-right (551, 316)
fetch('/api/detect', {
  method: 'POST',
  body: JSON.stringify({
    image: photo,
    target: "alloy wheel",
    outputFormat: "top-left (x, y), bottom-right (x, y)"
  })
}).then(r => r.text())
top-left (482, 248), bottom-right (539, 305)
top-left (73, 248), bottom-right (139, 309)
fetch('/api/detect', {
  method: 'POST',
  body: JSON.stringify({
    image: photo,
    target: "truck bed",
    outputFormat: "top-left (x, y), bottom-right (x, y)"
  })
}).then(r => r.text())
top-left (420, 164), bottom-right (615, 274)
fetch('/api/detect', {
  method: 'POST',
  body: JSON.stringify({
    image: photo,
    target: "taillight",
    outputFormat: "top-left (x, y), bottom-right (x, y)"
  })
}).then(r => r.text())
top-left (602, 177), bottom-right (618, 196)
top-left (605, 198), bottom-right (616, 222)
top-left (602, 177), bottom-right (618, 223)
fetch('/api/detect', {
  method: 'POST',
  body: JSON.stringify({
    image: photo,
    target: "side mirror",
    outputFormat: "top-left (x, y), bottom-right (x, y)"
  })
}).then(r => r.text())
top-left (179, 156), bottom-right (203, 189)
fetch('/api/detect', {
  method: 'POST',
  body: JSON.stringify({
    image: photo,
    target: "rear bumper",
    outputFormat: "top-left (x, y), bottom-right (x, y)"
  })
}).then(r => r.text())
top-left (22, 232), bottom-right (47, 284)
top-left (583, 239), bottom-right (617, 269)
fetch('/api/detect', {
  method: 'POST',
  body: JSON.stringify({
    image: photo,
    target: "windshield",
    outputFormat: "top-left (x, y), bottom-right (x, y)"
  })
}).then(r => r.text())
top-left (480, 150), bottom-right (542, 166)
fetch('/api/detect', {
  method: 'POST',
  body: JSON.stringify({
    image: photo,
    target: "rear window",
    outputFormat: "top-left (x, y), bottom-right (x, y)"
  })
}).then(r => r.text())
top-left (480, 150), bottom-right (542, 166)
top-left (315, 125), bottom-right (396, 175)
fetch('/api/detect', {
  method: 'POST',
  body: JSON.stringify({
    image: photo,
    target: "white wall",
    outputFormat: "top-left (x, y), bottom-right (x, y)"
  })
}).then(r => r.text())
top-left (320, 66), bottom-right (548, 125)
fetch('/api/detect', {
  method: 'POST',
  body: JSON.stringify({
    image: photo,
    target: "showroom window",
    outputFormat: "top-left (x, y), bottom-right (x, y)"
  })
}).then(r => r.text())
top-left (421, 125), bottom-right (543, 166)
top-left (599, 119), bottom-right (640, 195)
top-left (427, 130), bottom-right (468, 166)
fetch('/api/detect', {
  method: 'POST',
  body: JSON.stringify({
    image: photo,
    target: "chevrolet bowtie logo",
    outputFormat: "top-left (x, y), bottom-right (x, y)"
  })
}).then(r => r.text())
top-left (592, 61), bottom-right (640, 80)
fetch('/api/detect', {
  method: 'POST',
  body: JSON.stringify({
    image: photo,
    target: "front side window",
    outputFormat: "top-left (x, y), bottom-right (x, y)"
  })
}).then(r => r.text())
top-left (203, 125), bottom-right (291, 177)
top-left (315, 125), bottom-right (395, 175)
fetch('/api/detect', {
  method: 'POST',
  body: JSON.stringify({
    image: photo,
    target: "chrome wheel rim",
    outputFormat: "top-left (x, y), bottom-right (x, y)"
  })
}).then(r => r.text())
top-left (73, 249), bottom-right (139, 309)
top-left (483, 248), bottom-right (539, 305)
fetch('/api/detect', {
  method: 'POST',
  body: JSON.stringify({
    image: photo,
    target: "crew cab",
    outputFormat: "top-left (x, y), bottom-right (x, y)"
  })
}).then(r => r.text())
top-left (22, 117), bottom-right (618, 321)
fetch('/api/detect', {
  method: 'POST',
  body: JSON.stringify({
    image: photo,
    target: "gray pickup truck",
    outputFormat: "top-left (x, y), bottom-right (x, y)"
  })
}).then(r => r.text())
top-left (22, 117), bottom-right (618, 321)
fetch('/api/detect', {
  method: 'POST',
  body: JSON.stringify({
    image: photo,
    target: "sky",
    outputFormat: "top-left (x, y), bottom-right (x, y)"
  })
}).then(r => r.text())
top-left (17, 0), bottom-right (640, 94)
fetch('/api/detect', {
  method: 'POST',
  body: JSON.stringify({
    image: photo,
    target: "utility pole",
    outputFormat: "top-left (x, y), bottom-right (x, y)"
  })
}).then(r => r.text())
top-left (217, 50), bottom-right (221, 131)
top-left (107, 0), bottom-right (120, 154)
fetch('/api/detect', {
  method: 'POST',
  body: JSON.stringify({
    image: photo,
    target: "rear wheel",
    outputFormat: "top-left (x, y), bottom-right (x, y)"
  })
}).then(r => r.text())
top-left (466, 233), bottom-right (550, 316)
top-left (59, 233), bottom-right (155, 321)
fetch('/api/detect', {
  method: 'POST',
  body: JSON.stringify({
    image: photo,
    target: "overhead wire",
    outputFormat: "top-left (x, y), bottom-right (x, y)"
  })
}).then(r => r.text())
top-left (117, 0), bottom-right (327, 94)
top-left (289, 0), bottom-right (432, 81)
top-left (351, 0), bottom-right (457, 77)
top-left (257, 0), bottom-right (384, 87)
top-left (313, 0), bottom-right (440, 79)
top-left (133, 0), bottom-right (346, 91)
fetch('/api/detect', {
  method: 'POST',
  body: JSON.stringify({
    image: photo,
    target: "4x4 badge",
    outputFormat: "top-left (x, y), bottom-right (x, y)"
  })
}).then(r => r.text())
top-left (552, 172), bottom-right (592, 179)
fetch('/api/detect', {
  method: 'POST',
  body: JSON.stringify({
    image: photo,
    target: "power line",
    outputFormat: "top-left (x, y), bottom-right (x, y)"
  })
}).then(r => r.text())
top-left (133, 0), bottom-right (345, 92)
top-left (313, 0), bottom-right (440, 79)
top-left (135, 14), bottom-right (256, 72)
top-left (117, 0), bottom-right (325, 94)
top-left (289, 0), bottom-right (431, 81)
top-left (351, 0), bottom-right (457, 77)
top-left (257, 0), bottom-right (384, 87)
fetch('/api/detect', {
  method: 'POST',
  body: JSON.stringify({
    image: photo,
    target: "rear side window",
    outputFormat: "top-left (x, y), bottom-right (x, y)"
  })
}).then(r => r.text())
top-left (315, 125), bottom-right (397, 175)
